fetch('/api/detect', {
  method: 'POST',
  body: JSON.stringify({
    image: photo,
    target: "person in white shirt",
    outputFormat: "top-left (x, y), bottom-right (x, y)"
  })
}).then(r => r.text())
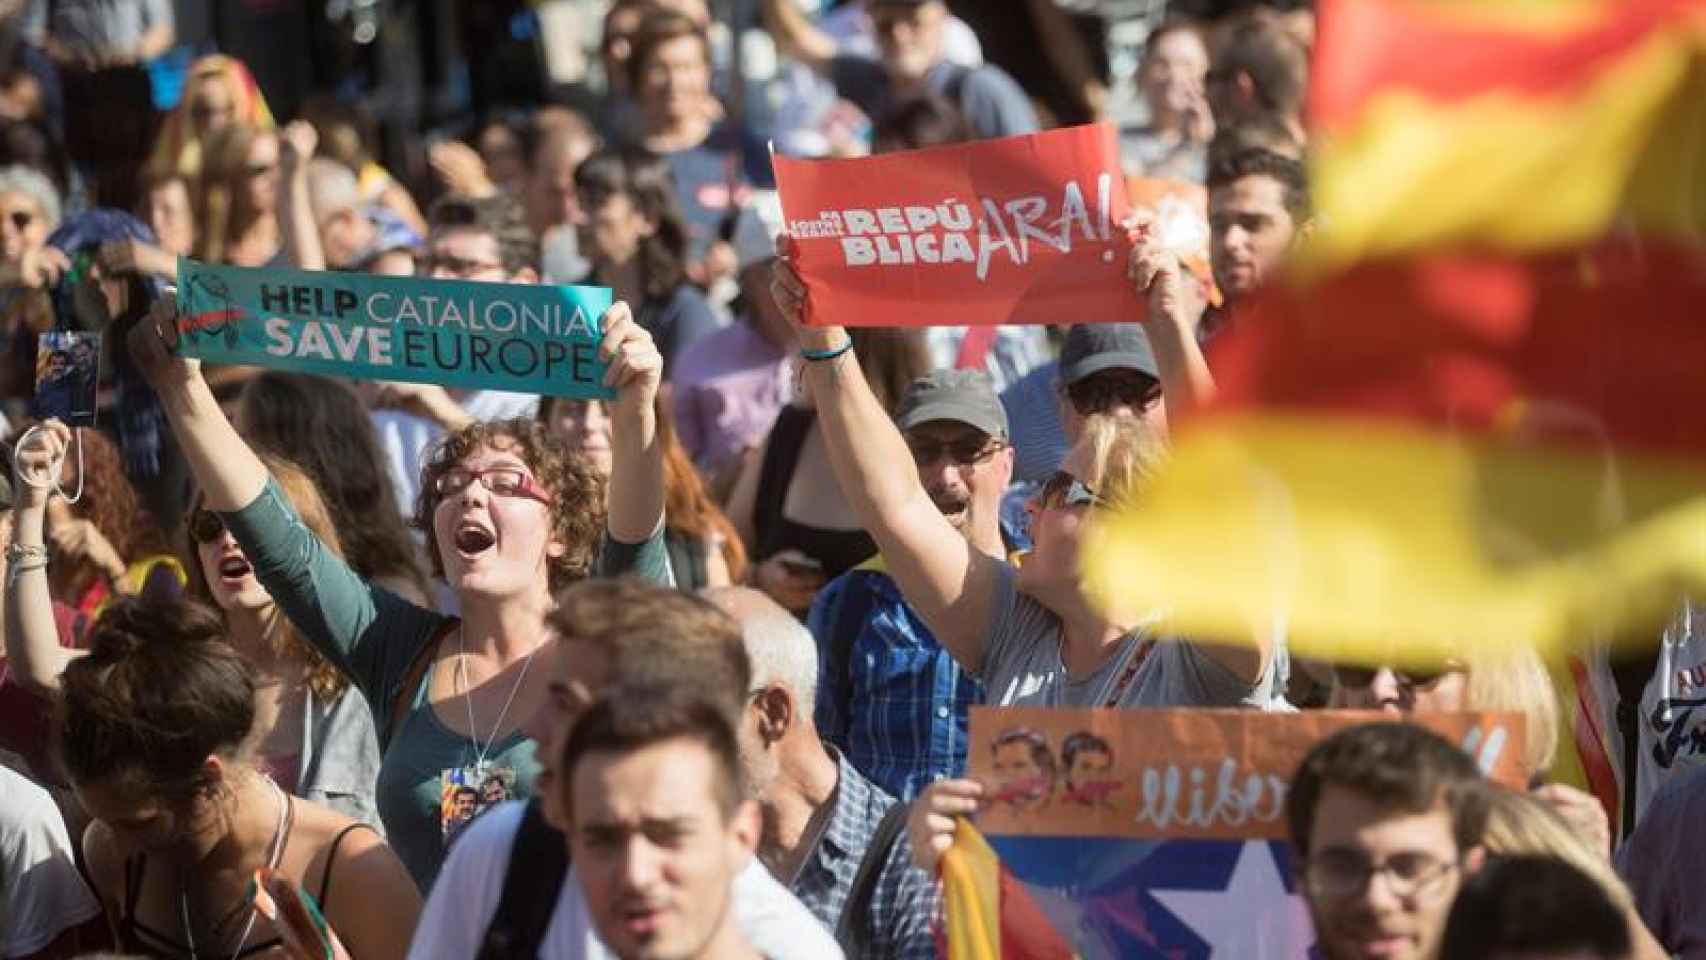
top-left (407, 579), bottom-right (840, 960)
top-left (0, 766), bottom-right (102, 960)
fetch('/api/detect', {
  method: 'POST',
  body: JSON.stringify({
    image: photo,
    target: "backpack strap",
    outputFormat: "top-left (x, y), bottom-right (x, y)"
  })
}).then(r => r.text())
top-left (477, 798), bottom-right (571, 960)
top-left (834, 800), bottom-right (910, 954)
top-left (385, 619), bottom-right (457, 753)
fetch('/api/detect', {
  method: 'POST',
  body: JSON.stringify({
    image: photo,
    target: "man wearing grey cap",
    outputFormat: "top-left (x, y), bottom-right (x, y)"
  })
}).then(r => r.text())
top-left (808, 368), bottom-right (1015, 800)
top-left (1000, 322), bottom-right (1165, 493)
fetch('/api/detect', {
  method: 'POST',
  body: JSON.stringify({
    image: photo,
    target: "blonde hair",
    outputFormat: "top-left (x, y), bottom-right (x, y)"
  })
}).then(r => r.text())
top-left (194, 123), bottom-right (270, 265)
top-left (1464, 645), bottom-right (1561, 774)
top-left (1482, 788), bottom-right (1632, 912)
top-left (1078, 413), bottom-right (1168, 509)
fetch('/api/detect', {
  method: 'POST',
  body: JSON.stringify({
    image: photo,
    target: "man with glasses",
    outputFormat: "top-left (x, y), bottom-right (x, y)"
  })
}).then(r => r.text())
top-left (1287, 722), bottom-right (1490, 960)
top-left (809, 369), bottom-right (1013, 800)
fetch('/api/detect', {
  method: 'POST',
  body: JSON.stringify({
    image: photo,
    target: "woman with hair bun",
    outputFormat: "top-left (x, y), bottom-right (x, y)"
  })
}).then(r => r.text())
top-left (60, 596), bottom-right (418, 960)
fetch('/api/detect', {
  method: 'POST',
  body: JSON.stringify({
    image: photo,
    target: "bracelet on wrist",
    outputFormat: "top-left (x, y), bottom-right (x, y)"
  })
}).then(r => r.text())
top-left (6, 542), bottom-right (47, 565)
top-left (800, 338), bottom-right (853, 362)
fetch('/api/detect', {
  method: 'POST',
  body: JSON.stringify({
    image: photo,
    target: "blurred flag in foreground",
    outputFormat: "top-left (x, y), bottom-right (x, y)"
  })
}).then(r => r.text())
top-left (1304, 0), bottom-right (1706, 271)
top-left (1083, 244), bottom-right (1706, 662)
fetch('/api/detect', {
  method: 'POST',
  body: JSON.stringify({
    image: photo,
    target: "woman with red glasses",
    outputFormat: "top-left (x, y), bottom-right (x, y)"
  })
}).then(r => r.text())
top-left (126, 293), bottom-right (671, 890)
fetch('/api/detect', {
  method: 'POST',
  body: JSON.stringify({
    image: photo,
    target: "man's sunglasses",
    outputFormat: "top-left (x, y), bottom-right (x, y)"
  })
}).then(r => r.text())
top-left (907, 436), bottom-right (1003, 468)
top-left (1065, 374), bottom-right (1162, 417)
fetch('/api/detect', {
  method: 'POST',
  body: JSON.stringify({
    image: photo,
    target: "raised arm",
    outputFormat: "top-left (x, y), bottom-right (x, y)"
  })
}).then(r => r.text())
top-left (130, 293), bottom-right (270, 511)
top-left (3, 421), bottom-right (83, 694)
top-left (600, 302), bottom-right (666, 543)
top-left (770, 245), bottom-right (1003, 672)
top-left (128, 296), bottom-right (437, 685)
top-left (1129, 231), bottom-right (1216, 423)
top-left (759, 0), bottom-right (838, 73)
top-left (278, 121), bottom-right (328, 272)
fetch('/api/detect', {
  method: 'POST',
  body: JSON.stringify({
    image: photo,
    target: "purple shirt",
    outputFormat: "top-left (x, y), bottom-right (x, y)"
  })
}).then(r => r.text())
top-left (671, 320), bottom-right (791, 475)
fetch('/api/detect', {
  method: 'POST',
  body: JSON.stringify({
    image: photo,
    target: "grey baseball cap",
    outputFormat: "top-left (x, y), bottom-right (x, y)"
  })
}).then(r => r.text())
top-left (1058, 323), bottom-right (1159, 386)
top-left (894, 369), bottom-right (1009, 440)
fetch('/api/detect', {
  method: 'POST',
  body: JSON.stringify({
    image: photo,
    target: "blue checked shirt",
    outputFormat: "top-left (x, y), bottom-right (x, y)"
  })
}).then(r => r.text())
top-left (790, 749), bottom-right (940, 960)
top-left (811, 559), bottom-right (985, 801)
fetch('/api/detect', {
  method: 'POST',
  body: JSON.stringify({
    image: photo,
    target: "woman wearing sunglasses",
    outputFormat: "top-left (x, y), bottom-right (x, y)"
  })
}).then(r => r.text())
top-left (1329, 645), bottom-right (1615, 860)
top-left (6, 420), bottom-right (383, 830)
top-left (770, 247), bottom-right (1278, 713)
top-left (127, 293), bottom-right (671, 889)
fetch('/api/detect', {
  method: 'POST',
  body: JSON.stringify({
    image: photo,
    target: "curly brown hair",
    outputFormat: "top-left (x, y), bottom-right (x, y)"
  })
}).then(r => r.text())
top-left (183, 453), bottom-right (349, 701)
top-left (412, 418), bottom-right (607, 593)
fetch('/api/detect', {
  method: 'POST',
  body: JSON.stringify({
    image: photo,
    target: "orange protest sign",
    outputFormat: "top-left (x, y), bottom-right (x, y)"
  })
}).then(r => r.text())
top-left (967, 707), bottom-right (1529, 840)
top-left (772, 123), bottom-right (1142, 327)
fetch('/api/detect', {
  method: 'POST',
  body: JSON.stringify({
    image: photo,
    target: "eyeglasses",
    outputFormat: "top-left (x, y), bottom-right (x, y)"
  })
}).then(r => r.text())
top-left (7, 210), bottom-right (34, 231)
top-left (1036, 470), bottom-right (1102, 510)
top-left (425, 253), bottom-right (506, 280)
top-left (433, 466), bottom-right (553, 504)
top-left (907, 436), bottom-right (1003, 468)
top-left (189, 508), bottom-right (227, 544)
top-left (1301, 850), bottom-right (1461, 902)
top-left (1335, 663), bottom-right (1461, 692)
top-left (1065, 373), bottom-right (1162, 417)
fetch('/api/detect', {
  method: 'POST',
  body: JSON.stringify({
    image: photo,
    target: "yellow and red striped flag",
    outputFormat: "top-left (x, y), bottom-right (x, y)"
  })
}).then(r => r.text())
top-left (1083, 243), bottom-right (1706, 662)
top-left (1304, 0), bottom-right (1706, 271)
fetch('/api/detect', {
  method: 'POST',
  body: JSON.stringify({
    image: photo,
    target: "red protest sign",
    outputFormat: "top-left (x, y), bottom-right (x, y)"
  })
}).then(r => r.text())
top-left (772, 123), bottom-right (1142, 327)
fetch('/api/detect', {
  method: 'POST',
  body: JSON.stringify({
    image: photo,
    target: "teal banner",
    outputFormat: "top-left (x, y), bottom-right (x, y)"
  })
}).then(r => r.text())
top-left (175, 259), bottom-right (615, 399)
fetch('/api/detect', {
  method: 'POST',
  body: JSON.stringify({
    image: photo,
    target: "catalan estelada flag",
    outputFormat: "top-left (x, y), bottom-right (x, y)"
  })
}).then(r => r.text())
top-left (1304, 0), bottom-right (1706, 271)
top-left (1082, 243), bottom-right (1706, 661)
top-left (943, 708), bottom-right (1529, 957)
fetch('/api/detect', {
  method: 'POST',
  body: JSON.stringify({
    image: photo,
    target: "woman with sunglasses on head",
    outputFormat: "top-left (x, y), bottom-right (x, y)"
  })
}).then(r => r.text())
top-left (127, 292), bottom-right (670, 889)
top-left (59, 596), bottom-right (418, 960)
top-left (6, 420), bottom-right (383, 829)
top-left (1328, 643), bottom-right (1617, 862)
top-left (772, 247), bottom-right (1277, 714)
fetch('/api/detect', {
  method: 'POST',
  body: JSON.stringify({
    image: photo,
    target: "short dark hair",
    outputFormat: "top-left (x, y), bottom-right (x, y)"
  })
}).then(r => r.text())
top-left (626, 10), bottom-right (711, 93)
top-left (427, 191), bottom-right (539, 275)
top-left (546, 577), bottom-right (751, 718)
top-left (1207, 145), bottom-right (1309, 221)
top-left (560, 685), bottom-right (745, 819)
top-left (574, 147), bottom-right (690, 299)
top-left (1062, 732), bottom-right (1112, 770)
top-left (872, 94), bottom-right (971, 154)
top-left (1210, 10), bottom-right (1308, 118)
top-left (1440, 855), bottom-right (1630, 960)
top-left (56, 598), bottom-right (255, 800)
top-left (993, 727), bottom-right (1056, 779)
top-left (1288, 722), bottom-right (1490, 857)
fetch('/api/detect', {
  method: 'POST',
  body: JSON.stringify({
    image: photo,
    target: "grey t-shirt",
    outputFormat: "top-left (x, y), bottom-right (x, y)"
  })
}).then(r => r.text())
top-left (977, 564), bottom-right (1275, 709)
top-left (23, 0), bottom-right (172, 61)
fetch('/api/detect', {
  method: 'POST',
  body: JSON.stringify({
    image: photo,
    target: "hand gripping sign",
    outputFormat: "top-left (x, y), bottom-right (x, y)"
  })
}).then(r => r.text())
top-left (174, 259), bottom-right (616, 399)
top-left (772, 123), bottom-right (1148, 327)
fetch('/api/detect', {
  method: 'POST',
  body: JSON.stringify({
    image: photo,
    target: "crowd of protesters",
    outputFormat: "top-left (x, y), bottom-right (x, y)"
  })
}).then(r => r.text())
top-left (0, 1), bottom-right (1700, 959)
